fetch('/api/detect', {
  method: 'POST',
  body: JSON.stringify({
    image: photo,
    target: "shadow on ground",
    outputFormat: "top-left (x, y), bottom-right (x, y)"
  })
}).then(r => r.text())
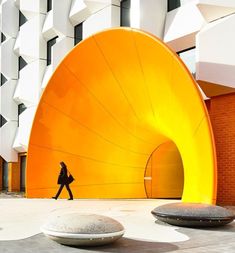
top-left (75, 238), bottom-right (179, 253)
top-left (0, 233), bottom-right (178, 253)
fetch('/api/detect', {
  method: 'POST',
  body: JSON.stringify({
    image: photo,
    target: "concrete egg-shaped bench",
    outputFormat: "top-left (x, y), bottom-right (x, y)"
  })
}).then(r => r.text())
top-left (41, 213), bottom-right (125, 246)
top-left (151, 203), bottom-right (235, 227)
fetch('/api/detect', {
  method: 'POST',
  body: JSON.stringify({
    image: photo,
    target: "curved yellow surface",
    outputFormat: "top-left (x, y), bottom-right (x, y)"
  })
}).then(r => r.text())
top-left (26, 28), bottom-right (217, 204)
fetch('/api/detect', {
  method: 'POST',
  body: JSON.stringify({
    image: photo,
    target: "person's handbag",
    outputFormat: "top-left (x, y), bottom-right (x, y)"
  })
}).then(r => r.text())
top-left (67, 174), bottom-right (75, 184)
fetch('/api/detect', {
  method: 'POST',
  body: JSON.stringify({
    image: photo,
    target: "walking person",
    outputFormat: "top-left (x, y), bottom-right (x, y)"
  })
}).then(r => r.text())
top-left (52, 161), bottom-right (74, 200)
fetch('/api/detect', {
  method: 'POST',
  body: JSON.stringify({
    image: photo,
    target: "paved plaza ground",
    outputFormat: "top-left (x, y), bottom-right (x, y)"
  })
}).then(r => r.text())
top-left (0, 194), bottom-right (235, 252)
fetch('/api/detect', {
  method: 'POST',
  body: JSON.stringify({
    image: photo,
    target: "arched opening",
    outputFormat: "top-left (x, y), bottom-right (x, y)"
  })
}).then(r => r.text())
top-left (145, 141), bottom-right (184, 199)
top-left (26, 28), bottom-right (216, 203)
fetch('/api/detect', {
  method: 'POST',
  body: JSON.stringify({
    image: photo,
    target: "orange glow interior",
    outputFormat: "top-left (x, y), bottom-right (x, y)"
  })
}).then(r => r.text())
top-left (26, 28), bottom-right (217, 204)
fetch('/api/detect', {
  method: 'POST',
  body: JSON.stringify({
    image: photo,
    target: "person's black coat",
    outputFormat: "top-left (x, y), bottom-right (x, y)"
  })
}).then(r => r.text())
top-left (57, 167), bottom-right (69, 185)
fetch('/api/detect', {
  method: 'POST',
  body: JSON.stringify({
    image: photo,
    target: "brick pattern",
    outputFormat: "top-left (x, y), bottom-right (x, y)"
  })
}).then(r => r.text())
top-left (206, 93), bottom-right (235, 205)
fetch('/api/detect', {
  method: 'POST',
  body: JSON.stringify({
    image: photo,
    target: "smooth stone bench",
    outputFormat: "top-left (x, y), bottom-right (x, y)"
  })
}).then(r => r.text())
top-left (151, 203), bottom-right (235, 227)
top-left (41, 213), bottom-right (125, 246)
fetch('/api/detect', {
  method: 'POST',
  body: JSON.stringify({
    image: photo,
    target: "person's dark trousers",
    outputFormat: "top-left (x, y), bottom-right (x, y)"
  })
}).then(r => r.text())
top-left (55, 184), bottom-right (73, 199)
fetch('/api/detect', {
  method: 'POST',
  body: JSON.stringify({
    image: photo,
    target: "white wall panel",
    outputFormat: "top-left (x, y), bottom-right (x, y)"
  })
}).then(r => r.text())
top-left (41, 65), bottom-right (53, 90)
top-left (1, 0), bottom-right (18, 38)
top-left (164, 1), bottom-right (206, 52)
top-left (133, 0), bottom-right (167, 39)
top-left (53, 0), bottom-right (73, 37)
top-left (42, 11), bottom-right (58, 40)
top-left (20, 0), bottom-right (47, 19)
top-left (12, 106), bottom-right (36, 152)
top-left (1, 38), bottom-right (18, 79)
top-left (70, 0), bottom-right (120, 26)
top-left (197, 0), bottom-right (235, 22)
top-left (14, 0), bottom-right (20, 8)
top-left (43, 0), bottom-right (73, 40)
top-left (0, 80), bottom-right (17, 120)
top-left (0, 121), bottom-right (18, 162)
top-left (13, 59), bottom-right (46, 106)
top-left (83, 5), bottom-right (120, 39)
top-left (52, 37), bottom-right (74, 70)
top-left (69, 0), bottom-right (89, 26)
top-left (196, 14), bottom-right (235, 89)
top-left (19, 14), bottom-right (46, 63)
top-left (13, 32), bottom-right (20, 55)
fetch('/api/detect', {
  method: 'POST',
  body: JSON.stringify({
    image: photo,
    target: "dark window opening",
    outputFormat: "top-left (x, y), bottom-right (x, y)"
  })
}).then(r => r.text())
top-left (18, 103), bottom-right (26, 116)
top-left (0, 115), bottom-right (7, 128)
top-left (47, 36), bottom-right (58, 66)
top-left (121, 0), bottom-right (130, 27)
top-left (19, 56), bottom-right (27, 72)
top-left (47, 0), bottom-right (52, 12)
top-left (20, 155), bottom-right (26, 191)
top-left (1, 32), bottom-right (6, 43)
top-left (168, 0), bottom-right (181, 12)
top-left (1, 73), bottom-right (7, 86)
top-left (19, 11), bottom-right (27, 27)
top-left (18, 103), bottom-right (27, 126)
top-left (2, 160), bottom-right (8, 190)
top-left (18, 103), bottom-right (26, 126)
top-left (74, 23), bottom-right (83, 45)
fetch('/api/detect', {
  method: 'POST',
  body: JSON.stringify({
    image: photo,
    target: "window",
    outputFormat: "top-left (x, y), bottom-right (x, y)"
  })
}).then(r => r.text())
top-left (178, 47), bottom-right (196, 77)
top-left (1, 32), bottom-right (6, 43)
top-left (0, 115), bottom-right (7, 128)
top-left (2, 160), bottom-right (8, 190)
top-left (1, 73), bottom-right (7, 86)
top-left (120, 0), bottom-right (130, 27)
top-left (47, 36), bottom-right (58, 66)
top-left (20, 155), bottom-right (26, 191)
top-left (19, 11), bottom-right (27, 27)
top-left (47, 0), bottom-right (52, 12)
top-left (74, 23), bottom-right (83, 46)
top-left (18, 103), bottom-right (26, 126)
top-left (168, 0), bottom-right (181, 12)
top-left (18, 103), bottom-right (26, 116)
top-left (19, 56), bottom-right (27, 72)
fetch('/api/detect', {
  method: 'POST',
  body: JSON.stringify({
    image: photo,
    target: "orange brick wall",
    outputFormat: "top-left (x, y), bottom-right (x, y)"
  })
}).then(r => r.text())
top-left (206, 93), bottom-right (235, 205)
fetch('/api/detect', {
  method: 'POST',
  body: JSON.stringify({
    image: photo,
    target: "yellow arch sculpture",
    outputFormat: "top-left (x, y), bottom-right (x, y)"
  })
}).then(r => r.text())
top-left (26, 28), bottom-right (217, 204)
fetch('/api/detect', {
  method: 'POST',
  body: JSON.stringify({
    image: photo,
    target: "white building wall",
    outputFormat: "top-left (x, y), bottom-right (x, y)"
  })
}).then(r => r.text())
top-left (131, 0), bottom-right (167, 39)
top-left (52, 37), bottom-right (74, 70)
top-left (20, 0), bottom-right (47, 19)
top-left (14, 60), bottom-right (46, 106)
top-left (1, 80), bottom-right (18, 120)
top-left (1, 0), bottom-right (18, 38)
top-left (0, 121), bottom-right (18, 161)
top-left (1, 38), bottom-right (18, 79)
top-left (83, 4), bottom-right (120, 39)
top-left (42, 0), bottom-right (73, 40)
top-left (19, 14), bottom-right (46, 62)
top-left (196, 0), bottom-right (235, 22)
top-left (196, 13), bottom-right (235, 89)
top-left (13, 106), bottom-right (36, 152)
top-left (164, 0), bottom-right (206, 52)
top-left (0, 0), bottom-right (18, 162)
top-left (1, 0), bottom-right (235, 164)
